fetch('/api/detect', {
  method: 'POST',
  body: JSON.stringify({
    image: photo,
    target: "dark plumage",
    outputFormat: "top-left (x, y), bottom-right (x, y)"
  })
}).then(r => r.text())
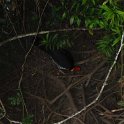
top-left (47, 49), bottom-right (74, 70)
top-left (34, 38), bottom-right (81, 71)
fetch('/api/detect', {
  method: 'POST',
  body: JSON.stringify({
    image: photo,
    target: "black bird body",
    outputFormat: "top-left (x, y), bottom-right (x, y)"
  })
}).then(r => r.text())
top-left (48, 49), bottom-right (74, 70)
top-left (38, 45), bottom-right (74, 70)
top-left (34, 38), bottom-right (80, 71)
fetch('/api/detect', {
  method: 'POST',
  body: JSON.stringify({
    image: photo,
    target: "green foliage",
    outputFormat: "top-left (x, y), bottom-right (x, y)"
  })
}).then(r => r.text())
top-left (70, 15), bottom-right (81, 26)
top-left (31, 15), bottom-right (39, 22)
top-left (8, 92), bottom-right (22, 106)
top-left (42, 33), bottom-right (72, 50)
top-left (8, 91), bottom-right (33, 124)
top-left (100, 2), bottom-right (124, 28)
top-left (84, 1), bottom-right (124, 30)
top-left (117, 100), bottom-right (124, 107)
top-left (44, 0), bottom-right (123, 55)
top-left (96, 32), bottom-right (122, 57)
top-left (50, 0), bottom-right (124, 57)
top-left (97, 35), bottom-right (115, 57)
top-left (51, 0), bottom-right (86, 26)
top-left (22, 115), bottom-right (33, 124)
top-left (85, 18), bottom-right (105, 29)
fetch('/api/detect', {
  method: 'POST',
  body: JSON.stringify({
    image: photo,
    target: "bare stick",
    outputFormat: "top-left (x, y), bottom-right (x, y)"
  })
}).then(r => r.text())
top-left (54, 32), bottom-right (124, 124)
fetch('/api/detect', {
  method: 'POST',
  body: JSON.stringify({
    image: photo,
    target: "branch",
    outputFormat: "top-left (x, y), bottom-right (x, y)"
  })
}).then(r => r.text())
top-left (54, 32), bottom-right (124, 124)
top-left (0, 28), bottom-right (101, 47)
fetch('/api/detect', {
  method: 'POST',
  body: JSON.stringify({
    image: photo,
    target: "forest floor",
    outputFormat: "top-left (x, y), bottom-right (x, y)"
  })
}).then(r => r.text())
top-left (0, 31), bottom-right (123, 124)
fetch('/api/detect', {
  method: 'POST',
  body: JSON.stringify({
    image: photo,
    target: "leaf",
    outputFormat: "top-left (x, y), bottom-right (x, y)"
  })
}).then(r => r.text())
top-left (117, 101), bottom-right (124, 107)
top-left (81, 0), bottom-right (87, 5)
top-left (112, 36), bottom-right (121, 46)
top-left (62, 12), bottom-right (66, 19)
top-left (8, 92), bottom-right (22, 106)
top-left (111, 27), bottom-right (121, 34)
top-left (22, 115), bottom-right (33, 124)
top-left (77, 18), bottom-right (81, 26)
top-left (89, 22), bottom-right (94, 29)
top-left (99, 20), bottom-right (105, 28)
top-left (116, 10), bottom-right (124, 16)
top-left (88, 29), bottom-right (93, 35)
top-left (85, 18), bottom-right (91, 27)
top-left (46, 33), bottom-right (49, 41)
top-left (105, 12), bottom-right (113, 21)
top-left (91, 0), bottom-right (95, 5)
top-left (70, 16), bottom-right (74, 25)
top-left (52, 34), bottom-right (58, 41)
top-left (101, 4), bottom-right (111, 12)
top-left (102, 0), bottom-right (108, 5)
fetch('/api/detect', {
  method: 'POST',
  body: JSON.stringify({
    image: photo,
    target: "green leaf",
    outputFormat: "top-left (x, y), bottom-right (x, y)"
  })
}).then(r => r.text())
top-left (116, 10), bottom-right (124, 16)
top-left (117, 101), bottom-right (124, 107)
top-left (8, 92), bottom-right (22, 106)
top-left (88, 29), bottom-right (93, 35)
top-left (89, 22), bottom-right (94, 29)
top-left (22, 115), bottom-right (33, 124)
top-left (101, 4), bottom-right (111, 12)
top-left (99, 20), bottom-right (105, 28)
top-left (112, 36), bottom-right (121, 46)
top-left (111, 27), bottom-right (121, 34)
top-left (46, 33), bottom-right (49, 41)
top-left (91, 0), bottom-right (95, 5)
top-left (52, 34), bottom-right (58, 41)
top-left (81, 0), bottom-right (87, 4)
top-left (102, 0), bottom-right (108, 5)
top-left (62, 12), bottom-right (66, 19)
top-left (77, 18), bottom-right (81, 26)
top-left (70, 16), bottom-right (74, 25)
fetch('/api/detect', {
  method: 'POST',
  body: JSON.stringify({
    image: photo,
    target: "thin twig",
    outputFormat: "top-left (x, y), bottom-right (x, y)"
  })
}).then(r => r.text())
top-left (85, 60), bottom-right (106, 86)
top-left (0, 99), bottom-right (6, 119)
top-left (6, 117), bottom-right (22, 124)
top-left (18, 0), bottom-right (49, 88)
top-left (17, 0), bottom-right (50, 116)
top-left (54, 32), bottom-right (124, 124)
top-left (0, 100), bottom-right (22, 124)
top-left (6, 12), bottom-right (25, 51)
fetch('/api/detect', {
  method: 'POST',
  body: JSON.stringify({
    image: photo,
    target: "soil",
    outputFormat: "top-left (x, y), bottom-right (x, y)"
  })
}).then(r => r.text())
top-left (0, 32), bottom-right (122, 124)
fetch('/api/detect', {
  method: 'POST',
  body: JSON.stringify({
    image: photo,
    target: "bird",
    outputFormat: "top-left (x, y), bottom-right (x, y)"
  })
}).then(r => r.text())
top-left (33, 38), bottom-right (81, 71)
